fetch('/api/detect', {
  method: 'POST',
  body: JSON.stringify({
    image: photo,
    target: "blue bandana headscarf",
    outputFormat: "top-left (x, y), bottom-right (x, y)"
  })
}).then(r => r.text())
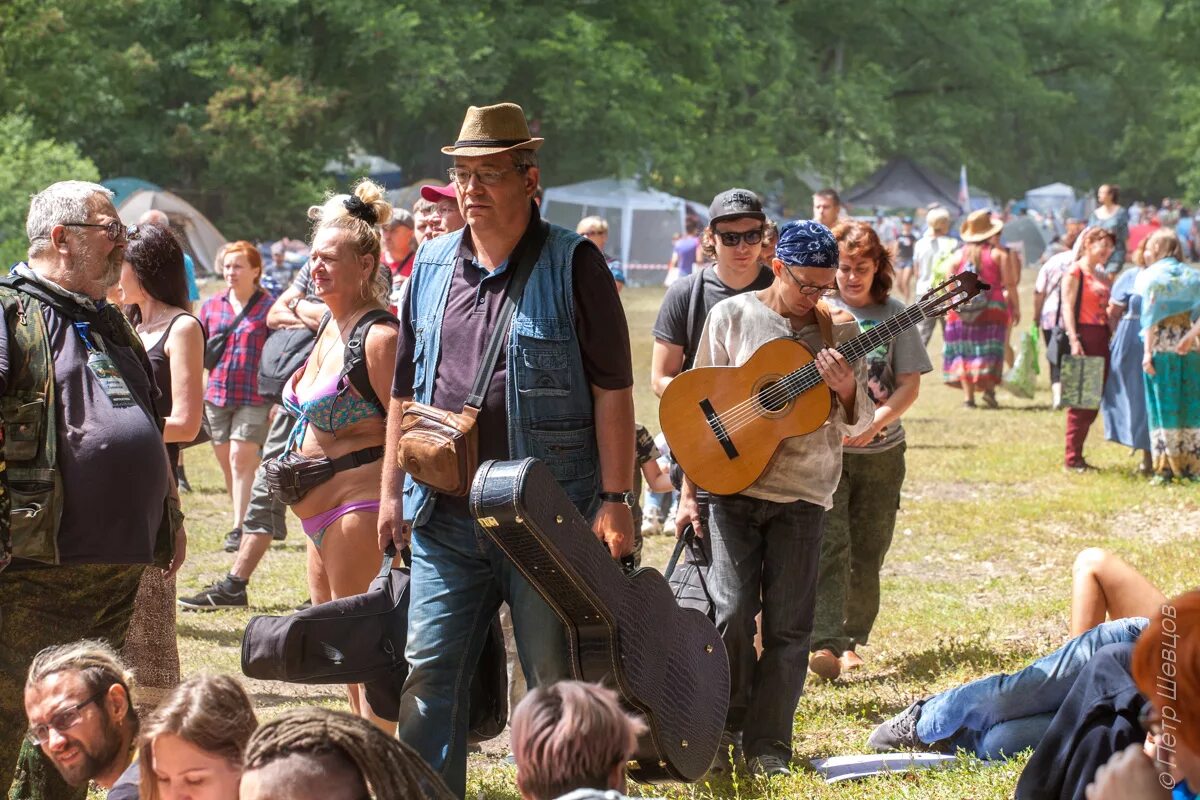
top-left (776, 220), bottom-right (838, 268)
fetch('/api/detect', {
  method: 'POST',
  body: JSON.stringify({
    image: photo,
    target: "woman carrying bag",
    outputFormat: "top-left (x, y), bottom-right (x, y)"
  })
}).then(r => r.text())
top-left (1059, 227), bottom-right (1116, 472)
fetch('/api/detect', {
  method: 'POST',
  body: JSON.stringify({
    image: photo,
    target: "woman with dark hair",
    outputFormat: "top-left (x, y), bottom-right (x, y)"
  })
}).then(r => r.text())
top-left (1061, 227), bottom-right (1116, 471)
top-left (119, 224), bottom-right (206, 480)
top-left (1088, 184), bottom-right (1129, 275)
top-left (116, 223), bottom-right (204, 710)
top-left (809, 221), bottom-right (932, 680)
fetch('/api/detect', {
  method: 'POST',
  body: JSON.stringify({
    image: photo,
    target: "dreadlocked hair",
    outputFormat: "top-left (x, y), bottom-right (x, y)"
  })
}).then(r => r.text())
top-left (242, 707), bottom-right (454, 800)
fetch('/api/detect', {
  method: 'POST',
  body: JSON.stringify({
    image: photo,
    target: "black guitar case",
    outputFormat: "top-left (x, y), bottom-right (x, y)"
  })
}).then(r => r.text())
top-left (469, 458), bottom-right (730, 783)
top-left (240, 548), bottom-right (508, 742)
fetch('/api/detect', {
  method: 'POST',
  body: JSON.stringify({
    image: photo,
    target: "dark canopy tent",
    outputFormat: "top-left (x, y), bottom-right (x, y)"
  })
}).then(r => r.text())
top-left (844, 158), bottom-right (988, 213)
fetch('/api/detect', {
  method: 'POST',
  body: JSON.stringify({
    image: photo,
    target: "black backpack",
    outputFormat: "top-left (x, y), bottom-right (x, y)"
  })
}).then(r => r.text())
top-left (312, 308), bottom-right (397, 413)
top-left (257, 326), bottom-right (317, 403)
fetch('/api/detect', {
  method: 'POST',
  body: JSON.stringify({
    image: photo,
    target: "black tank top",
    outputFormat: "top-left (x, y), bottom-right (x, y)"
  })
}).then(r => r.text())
top-left (145, 313), bottom-right (200, 462)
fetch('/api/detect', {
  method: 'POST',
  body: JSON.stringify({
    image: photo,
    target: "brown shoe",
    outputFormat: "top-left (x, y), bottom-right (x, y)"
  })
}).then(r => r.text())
top-left (840, 650), bottom-right (864, 672)
top-left (808, 648), bottom-right (841, 680)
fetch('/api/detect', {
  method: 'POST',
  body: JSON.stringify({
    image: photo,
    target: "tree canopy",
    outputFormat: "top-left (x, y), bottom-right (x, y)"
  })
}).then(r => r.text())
top-left (1, 0), bottom-right (1197, 242)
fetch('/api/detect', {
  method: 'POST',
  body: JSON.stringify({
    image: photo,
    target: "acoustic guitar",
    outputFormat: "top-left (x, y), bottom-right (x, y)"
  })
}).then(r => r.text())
top-left (659, 273), bottom-right (987, 495)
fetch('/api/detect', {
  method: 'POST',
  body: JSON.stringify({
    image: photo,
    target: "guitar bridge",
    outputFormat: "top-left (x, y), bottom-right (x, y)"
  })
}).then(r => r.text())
top-left (699, 398), bottom-right (738, 460)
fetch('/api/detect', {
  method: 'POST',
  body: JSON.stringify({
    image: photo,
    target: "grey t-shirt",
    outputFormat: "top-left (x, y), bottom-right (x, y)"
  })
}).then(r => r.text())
top-left (828, 295), bottom-right (932, 453)
top-left (0, 269), bottom-right (172, 565)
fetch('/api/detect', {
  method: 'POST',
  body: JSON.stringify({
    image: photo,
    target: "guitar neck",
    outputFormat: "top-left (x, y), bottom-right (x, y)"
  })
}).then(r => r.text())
top-left (785, 303), bottom-right (927, 396)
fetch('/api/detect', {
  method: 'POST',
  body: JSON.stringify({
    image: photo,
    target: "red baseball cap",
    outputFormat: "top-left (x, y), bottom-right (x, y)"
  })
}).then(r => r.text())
top-left (420, 183), bottom-right (457, 203)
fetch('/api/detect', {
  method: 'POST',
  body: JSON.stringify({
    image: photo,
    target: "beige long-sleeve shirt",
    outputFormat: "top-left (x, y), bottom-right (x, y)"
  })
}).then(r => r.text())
top-left (694, 291), bottom-right (874, 509)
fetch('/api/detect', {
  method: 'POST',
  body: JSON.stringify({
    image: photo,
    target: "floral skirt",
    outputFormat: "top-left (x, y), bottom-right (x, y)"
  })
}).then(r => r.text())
top-left (1144, 314), bottom-right (1200, 480)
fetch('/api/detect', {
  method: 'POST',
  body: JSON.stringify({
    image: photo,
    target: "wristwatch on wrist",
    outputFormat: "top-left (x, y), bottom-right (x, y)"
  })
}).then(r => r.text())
top-left (599, 491), bottom-right (635, 508)
top-left (287, 296), bottom-right (302, 312)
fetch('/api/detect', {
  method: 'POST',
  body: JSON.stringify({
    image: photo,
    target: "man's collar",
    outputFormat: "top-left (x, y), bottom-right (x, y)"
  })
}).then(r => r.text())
top-left (458, 200), bottom-right (541, 271)
top-left (14, 263), bottom-right (104, 311)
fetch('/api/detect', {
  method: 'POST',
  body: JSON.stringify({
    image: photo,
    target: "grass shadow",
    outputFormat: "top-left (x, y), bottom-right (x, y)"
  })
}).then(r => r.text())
top-left (175, 621), bottom-right (244, 647)
top-left (906, 443), bottom-right (978, 450)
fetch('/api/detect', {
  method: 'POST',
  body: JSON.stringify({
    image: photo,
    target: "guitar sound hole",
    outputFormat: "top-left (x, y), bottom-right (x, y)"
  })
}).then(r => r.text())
top-left (757, 381), bottom-right (788, 412)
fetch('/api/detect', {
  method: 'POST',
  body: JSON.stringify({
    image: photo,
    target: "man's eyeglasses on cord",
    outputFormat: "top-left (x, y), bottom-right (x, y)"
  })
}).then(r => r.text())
top-left (61, 222), bottom-right (138, 242)
top-left (781, 265), bottom-right (836, 296)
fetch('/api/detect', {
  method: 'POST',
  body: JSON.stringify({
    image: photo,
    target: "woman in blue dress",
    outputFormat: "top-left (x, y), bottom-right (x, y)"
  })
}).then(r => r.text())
top-left (1088, 184), bottom-right (1129, 276)
top-left (1101, 243), bottom-right (1153, 473)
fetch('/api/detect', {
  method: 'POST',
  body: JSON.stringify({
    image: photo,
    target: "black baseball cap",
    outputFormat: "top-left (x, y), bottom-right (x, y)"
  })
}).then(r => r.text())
top-left (708, 188), bottom-right (765, 226)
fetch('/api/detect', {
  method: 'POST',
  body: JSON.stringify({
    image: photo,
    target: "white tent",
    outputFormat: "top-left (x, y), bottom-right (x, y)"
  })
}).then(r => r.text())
top-left (117, 189), bottom-right (228, 275)
top-left (1025, 182), bottom-right (1077, 216)
top-left (541, 179), bottom-right (687, 282)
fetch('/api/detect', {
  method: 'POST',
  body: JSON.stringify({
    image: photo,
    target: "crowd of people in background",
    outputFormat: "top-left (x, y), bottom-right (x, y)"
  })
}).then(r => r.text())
top-left (3, 98), bottom-right (1200, 800)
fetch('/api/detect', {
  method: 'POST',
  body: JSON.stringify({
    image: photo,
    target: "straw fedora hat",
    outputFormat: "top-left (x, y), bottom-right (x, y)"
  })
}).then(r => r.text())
top-left (960, 209), bottom-right (1004, 243)
top-left (441, 103), bottom-right (544, 157)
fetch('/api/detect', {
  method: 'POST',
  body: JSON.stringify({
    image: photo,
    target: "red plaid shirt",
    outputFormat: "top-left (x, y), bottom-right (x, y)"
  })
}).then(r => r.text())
top-left (199, 289), bottom-right (272, 407)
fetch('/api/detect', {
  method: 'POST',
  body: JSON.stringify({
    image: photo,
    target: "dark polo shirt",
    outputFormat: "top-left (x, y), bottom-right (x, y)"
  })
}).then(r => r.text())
top-left (392, 218), bottom-right (633, 510)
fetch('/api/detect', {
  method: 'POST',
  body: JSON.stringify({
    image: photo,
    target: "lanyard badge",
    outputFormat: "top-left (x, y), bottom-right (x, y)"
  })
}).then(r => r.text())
top-left (74, 322), bottom-right (135, 408)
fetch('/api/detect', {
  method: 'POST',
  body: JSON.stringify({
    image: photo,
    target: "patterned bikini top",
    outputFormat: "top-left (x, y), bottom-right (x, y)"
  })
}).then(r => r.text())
top-left (282, 367), bottom-right (382, 448)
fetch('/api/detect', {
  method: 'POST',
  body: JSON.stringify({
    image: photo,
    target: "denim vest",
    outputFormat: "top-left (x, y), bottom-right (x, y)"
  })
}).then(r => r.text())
top-left (403, 221), bottom-right (600, 527)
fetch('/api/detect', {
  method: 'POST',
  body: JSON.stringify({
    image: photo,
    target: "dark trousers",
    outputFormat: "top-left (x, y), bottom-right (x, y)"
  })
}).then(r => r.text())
top-left (706, 493), bottom-right (824, 762)
top-left (240, 408), bottom-right (294, 538)
top-left (812, 442), bottom-right (906, 654)
top-left (1065, 325), bottom-right (1111, 467)
top-left (1, 562), bottom-right (144, 799)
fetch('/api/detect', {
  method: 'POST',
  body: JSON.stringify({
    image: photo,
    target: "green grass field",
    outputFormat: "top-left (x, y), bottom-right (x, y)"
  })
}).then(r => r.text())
top-left (171, 282), bottom-right (1199, 799)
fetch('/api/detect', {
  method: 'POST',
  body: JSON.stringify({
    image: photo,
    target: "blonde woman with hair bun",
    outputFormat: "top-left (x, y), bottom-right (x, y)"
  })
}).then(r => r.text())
top-left (274, 177), bottom-right (401, 729)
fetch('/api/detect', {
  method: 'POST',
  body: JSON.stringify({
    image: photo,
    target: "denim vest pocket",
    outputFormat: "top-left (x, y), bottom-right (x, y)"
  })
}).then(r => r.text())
top-left (514, 318), bottom-right (572, 398)
top-left (524, 423), bottom-right (596, 501)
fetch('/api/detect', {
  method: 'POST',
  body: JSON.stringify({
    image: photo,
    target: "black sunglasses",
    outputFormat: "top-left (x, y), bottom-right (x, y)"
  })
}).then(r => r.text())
top-left (62, 221), bottom-right (138, 242)
top-left (713, 228), bottom-right (764, 247)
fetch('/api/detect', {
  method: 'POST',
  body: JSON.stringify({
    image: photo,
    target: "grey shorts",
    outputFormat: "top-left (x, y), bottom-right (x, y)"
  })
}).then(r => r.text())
top-left (205, 401), bottom-right (270, 445)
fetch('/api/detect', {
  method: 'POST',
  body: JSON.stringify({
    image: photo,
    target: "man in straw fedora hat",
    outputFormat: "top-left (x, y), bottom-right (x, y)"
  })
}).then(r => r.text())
top-left (380, 102), bottom-right (636, 795)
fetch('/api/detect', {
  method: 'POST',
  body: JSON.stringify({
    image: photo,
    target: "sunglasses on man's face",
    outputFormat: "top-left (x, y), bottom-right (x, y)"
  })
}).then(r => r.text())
top-left (713, 228), bottom-right (764, 247)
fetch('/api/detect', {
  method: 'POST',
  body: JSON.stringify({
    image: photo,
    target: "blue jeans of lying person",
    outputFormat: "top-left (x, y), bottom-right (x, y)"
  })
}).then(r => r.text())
top-left (397, 498), bottom-right (572, 798)
top-left (707, 493), bottom-right (825, 763)
top-left (915, 617), bottom-right (1148, 759)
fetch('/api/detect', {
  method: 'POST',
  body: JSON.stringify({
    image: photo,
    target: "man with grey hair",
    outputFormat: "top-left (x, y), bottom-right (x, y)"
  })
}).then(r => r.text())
top-left (0, 181), bottom-right (184, 799)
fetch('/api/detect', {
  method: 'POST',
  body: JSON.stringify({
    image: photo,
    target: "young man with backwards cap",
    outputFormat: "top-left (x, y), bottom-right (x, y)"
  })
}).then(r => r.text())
top-left (675, 220), bottom-right (873, 778)
top-left (380, 102), bottom-right (635, 797)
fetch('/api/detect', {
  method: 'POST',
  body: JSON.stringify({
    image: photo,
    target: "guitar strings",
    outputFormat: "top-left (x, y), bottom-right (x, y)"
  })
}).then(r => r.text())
top-left (714, 304), bottom-right (927, 435)
top-left (708, 289), bottom-right (964, 437)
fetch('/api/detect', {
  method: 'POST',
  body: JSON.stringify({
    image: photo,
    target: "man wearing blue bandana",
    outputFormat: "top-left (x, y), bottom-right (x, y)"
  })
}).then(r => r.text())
top-left (675, 220), bottom-right (873, 778)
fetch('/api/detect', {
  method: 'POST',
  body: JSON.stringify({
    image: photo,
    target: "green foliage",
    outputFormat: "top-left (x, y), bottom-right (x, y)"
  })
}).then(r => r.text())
top-left (0, 113), bottom-right (100, 268)
top-left (1, 0), bottom-right (1198, 244)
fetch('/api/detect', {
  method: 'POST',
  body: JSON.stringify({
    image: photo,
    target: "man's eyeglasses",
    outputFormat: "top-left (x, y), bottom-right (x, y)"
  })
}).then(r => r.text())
top-left (62, 221), bottom-right (138, 242)
top-left (781, 265), bottom-right (836, 296)
top-left (26, 691), bottom-right (106, 746)
top-left (713, 228), bottom-right (764, 247)
top-left (447, 166), bottom-right (525, 187)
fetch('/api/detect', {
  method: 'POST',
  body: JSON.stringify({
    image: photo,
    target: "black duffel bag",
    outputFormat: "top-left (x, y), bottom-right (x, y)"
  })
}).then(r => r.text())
top-left (257, 326), bottom-right (317, 403)
top-left (241, 546), bottom-right (508, 739)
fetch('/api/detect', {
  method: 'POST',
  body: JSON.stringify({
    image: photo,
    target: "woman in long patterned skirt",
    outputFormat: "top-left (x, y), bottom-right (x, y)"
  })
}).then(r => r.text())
top-left (943, 211), bottom-right (1014, 408)
top-left (1137, 229), bottom-right (1200, 482)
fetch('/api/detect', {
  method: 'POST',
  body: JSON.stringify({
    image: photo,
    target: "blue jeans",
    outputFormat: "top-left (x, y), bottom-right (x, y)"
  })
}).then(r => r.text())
top-left (917, 617), bottom-right (1148, 759)
top-left (397, 500), bottom-right (571, 797)
top-left (707, 493), bottom-right (825, 762)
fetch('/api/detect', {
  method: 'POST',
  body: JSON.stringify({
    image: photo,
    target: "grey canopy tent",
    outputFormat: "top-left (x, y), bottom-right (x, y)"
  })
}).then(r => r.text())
top-left (1024, 183), bottom-right (1077, 217)
top-left (541, 178), bottom-right (688, 285)
top-left (844, 158), bottom-right (993, 214)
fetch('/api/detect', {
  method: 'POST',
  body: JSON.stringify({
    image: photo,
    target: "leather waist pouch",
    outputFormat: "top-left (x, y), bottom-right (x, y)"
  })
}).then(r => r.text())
top-left (263, 446), bottom-right (383, 506)
top-left (397, 401), bottom-right (479, 496)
